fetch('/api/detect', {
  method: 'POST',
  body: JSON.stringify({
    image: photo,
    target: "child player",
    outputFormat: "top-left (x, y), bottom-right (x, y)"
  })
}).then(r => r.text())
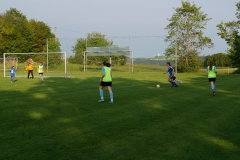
top-left (10, 66), bottom-right (16, 82)
top-left (166, 62), bottom-right (178, 87)
top-left (206, 62), bottom-right (217, 96)
top-left (25, 63), bottom-right (34, 79)
top-left (98, 61), bottom-right (114, 103)
top-left (38, 62), bottom-right (44, 82)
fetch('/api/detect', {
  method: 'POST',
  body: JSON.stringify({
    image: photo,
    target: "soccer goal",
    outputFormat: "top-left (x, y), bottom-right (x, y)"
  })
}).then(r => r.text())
top-left (84, 46), bottom-right (133, 72)
top-left (3, 52), bottom-right (72, 78)
top-left (0, 57), bottom-right (18, 71)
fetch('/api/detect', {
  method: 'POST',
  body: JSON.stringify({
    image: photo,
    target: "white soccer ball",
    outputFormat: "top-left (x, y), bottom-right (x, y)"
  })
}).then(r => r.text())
top-left (156, 84), bottom-right (160, 88)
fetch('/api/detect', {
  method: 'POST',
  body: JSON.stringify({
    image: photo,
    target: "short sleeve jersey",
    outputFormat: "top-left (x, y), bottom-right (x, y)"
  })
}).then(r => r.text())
top-left (206, 66), bottom-right (217, 78)
top-left (10, 69), bottom-right (15, 76)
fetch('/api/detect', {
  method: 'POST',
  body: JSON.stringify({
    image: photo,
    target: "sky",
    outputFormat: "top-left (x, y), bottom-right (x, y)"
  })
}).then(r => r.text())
top-left (0, 0), bottom-right (238, 58)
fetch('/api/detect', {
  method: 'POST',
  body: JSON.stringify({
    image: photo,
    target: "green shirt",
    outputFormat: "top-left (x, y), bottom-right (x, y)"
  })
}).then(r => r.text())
top-left (207, 66), bottom-right (216, 78)
top-left (102, 66), bottom-right (112, 82)
top-left (38, 65), bottom-right (44, 73)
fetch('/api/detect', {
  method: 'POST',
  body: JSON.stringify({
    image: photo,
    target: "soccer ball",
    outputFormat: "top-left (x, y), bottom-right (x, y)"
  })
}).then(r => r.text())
top-left (156, 84), bottom-right (160, 88)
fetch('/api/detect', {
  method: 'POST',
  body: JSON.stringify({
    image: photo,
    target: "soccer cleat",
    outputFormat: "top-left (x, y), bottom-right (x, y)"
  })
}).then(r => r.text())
top-left (212, 90), bottom-right (216, 96)
top-left (98, 100), bottom-right (104, 102)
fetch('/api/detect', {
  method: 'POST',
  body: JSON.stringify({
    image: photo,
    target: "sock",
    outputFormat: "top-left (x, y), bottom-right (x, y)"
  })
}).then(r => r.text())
top-left (110, 92), bottom-right (113, 102)
top-left (213, 85), bottom-right (216, 91)
top-left (173, 82), bottom-right (178, 86)
top-left (169, 81), bottom-right (173, 85)
top-left (211, 85), bottom-right (214, 91)
top-left (100, 90), bottom-right (104, 101)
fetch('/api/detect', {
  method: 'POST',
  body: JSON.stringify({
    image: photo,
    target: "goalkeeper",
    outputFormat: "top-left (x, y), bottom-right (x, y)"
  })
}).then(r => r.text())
top-left (25, 63), bottom-right (34, 79)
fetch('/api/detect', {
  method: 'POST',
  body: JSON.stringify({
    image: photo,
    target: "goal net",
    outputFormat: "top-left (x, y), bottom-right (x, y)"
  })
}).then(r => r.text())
top-left (3, 52), bottom-right (72, 78)
top-left (84, 46), bottom-right (133, 72)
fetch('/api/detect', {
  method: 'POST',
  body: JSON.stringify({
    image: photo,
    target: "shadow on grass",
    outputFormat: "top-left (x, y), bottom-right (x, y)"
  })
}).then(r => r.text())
top-left (0, 73), bottom-right (239, 160)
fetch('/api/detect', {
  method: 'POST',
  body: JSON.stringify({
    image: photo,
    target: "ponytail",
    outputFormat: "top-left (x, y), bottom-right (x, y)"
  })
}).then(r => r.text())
top-left (209, 62), bottom-right (213, 70)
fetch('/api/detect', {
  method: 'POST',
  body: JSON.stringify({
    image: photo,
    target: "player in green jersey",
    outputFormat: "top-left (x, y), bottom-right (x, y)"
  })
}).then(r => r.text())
top-left (98, 61), bottom-right (114, 103)
top-left (38, 62), bottom-right (44, 82)
top-left (206, 62), bottom-right (217, 96)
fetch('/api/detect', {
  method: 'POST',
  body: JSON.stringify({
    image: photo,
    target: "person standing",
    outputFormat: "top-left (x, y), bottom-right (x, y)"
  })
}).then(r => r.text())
top-left (166, 62), bottom-right (178, 87)
top-left (98, 61), bottom-right (114, 103)
top-left (25, 63), bottom-right (34, 79)
top-left (38, 62), bottom-right (44, 82)
top-left (206, 62), bottom-right (217, 96)
top-left (10, 66), bottom-right (16, 82)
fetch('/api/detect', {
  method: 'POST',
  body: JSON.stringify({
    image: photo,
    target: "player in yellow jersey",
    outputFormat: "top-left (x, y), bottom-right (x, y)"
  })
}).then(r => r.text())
top-left (25, 63), bottom-right (34, 79)
top-left (98, 61), bottom-right (114, 103)
top-left (206, 62), bottom-right (217, 96)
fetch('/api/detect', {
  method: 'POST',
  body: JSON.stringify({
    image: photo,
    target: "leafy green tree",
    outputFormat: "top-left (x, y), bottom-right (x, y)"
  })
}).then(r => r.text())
top-left (29, 19), bottom-right (56, 52)
top-left (0, 15), bottom-right (13, 51)
top-left (28, 19), bottom-right (62, 66)
top-left (165, 1), bottom-right (214, 72)
top-left (204, 53), bottom-right (232, 67)
top-left (0, 8), bottom-right (61, 66)
top-left (71, 32), bottom-right (127, 65)
top-left (217, 2), bottom-right (240, 68)
top-left (2, 8), bottom-right (35, 54)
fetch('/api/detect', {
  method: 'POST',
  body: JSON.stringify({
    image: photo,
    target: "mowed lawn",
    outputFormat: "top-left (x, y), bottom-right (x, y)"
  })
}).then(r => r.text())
top-left (0, 71), bottom-right (239, 160)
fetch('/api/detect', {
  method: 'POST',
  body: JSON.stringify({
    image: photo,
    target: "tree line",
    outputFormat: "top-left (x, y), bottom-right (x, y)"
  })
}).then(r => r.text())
top-left (0, 8), bottom-right (62, 66)
top-left (1, 1), bottom-right (240, 72)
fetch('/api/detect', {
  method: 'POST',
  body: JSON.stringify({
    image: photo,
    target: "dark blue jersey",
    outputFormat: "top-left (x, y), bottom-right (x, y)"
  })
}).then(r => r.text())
top-left (168, 66), bottom-right (174, 76)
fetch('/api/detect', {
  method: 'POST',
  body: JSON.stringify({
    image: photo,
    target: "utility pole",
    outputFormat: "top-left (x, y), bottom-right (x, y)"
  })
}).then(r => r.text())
top-left (55, 27), bottom-right (57, 41)
top-left (175, 37), bottom-right (178, 74)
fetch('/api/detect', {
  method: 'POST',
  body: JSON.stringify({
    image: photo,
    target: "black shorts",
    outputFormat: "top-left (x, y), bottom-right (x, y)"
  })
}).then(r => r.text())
top-left (208, 78), bottom-right (216, 82)
top-left (100, 81), bottom-right (112, 87)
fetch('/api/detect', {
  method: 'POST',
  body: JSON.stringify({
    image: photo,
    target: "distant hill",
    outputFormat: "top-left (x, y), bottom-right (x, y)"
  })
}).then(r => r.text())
top-left (132, 56), bottom-right (205, 66)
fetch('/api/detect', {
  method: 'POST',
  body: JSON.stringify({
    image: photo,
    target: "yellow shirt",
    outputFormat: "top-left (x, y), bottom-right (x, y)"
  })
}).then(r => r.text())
top-left (25, 65), bottom-right (33, 70)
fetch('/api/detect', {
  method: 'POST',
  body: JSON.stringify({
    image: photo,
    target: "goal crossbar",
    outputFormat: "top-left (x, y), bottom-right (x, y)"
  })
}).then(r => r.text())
top-left (3, 52), bottom-right (68, 78)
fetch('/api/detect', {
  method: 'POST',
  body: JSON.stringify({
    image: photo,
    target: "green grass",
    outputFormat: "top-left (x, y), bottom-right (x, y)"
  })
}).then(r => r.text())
top-left (0, 70), bottom-right (240, 160)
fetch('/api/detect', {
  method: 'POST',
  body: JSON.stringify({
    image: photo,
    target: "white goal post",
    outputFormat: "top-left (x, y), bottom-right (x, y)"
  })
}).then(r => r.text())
top-left (84, 46), bottom-right (134, 73)
top-left (3, 52), bottom-right (69, 78)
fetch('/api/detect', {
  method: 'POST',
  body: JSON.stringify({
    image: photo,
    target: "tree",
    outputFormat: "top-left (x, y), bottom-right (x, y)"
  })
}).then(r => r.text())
top-left (2, 8), bottom-right (35, 54)
top-left (71, 32), bottom-right (127, 65)
top-left (217, 2), bottom-right (240, 68)
top-left (0, 15), bottom-right (13, 51)
top-left (204, 53), bottom-right (232, 67)
top-left (165, 1), bottom-right (214, 72)
top-left (0, 8), bottom-right (61, 66)
top-left (29, 19), bottom-right (61, 66)
top-left (72, 32), bottom-right (113, 65)
top-left (29, 19), bottom-right (56, 52)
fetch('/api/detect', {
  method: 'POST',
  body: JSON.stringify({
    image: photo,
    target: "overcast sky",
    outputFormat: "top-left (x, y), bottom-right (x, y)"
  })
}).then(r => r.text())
top-left (1, 0), bottom-right (238, 57)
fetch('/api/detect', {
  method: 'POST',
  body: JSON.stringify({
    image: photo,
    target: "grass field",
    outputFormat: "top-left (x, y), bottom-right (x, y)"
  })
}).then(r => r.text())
top-left (0, 68), bottom-right (240, 160)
